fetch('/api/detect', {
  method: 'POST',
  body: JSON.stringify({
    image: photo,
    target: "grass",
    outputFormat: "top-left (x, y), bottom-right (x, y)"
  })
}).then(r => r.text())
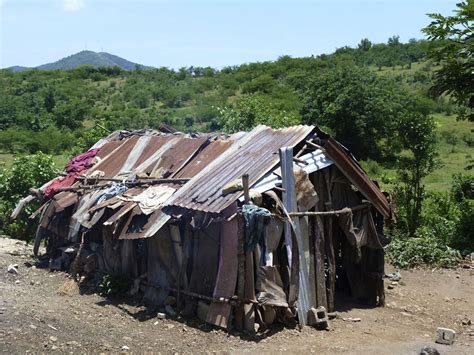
top-left (0, 153), bottom-right (69, 170)
top-left (426, 113), bottom-right (473, 191)
top-left (360, 113), bottom-right (473, 192)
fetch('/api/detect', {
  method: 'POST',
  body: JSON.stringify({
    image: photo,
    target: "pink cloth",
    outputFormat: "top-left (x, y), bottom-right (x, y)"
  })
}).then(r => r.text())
top-left (66, 149), bottom-right (99, 174)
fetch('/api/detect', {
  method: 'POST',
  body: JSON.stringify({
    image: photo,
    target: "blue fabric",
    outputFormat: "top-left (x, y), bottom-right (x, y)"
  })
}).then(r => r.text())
top-left (242, 204), bottom-right (271, 265)
top-left (97, 183), bottom-right (127, 204)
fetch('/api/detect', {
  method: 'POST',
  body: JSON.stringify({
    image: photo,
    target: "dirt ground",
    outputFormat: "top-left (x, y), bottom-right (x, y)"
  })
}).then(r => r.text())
top-left (0, 238), bottom-right (473, 354)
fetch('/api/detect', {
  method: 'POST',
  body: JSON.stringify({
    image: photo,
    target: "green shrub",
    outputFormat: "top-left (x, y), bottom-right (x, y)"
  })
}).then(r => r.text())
top-left (0, 153), bottom-right (57, 240)
top-left (387, 232), bottom-right (461, 268)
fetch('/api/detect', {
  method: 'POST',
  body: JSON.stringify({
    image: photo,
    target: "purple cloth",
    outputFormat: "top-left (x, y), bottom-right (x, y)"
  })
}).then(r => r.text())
top-left (66, 149), bottom-right (99, 174)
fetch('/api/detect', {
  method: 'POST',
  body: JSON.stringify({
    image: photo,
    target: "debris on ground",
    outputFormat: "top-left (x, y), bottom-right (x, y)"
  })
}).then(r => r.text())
top-left (385, 271), bottom-right (401, 282)
top-left (7, 264), bottom-right (18, 274)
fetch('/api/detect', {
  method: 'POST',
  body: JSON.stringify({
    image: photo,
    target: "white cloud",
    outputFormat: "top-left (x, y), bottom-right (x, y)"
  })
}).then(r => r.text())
top-left (64, 0), bottom-right (85, 12)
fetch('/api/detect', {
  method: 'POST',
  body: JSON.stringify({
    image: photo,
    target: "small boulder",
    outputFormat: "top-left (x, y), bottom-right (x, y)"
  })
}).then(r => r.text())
top-left (435, 327), bottom-right (455, 345)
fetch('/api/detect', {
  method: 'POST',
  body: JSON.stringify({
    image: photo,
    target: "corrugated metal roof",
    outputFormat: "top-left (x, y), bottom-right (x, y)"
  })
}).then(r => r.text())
top-left (323, 137), bottom-right (393, 220)
top-left (250, 148), bottom-right (334, 194)
top-left (166, 125), bottom-right (315, 213)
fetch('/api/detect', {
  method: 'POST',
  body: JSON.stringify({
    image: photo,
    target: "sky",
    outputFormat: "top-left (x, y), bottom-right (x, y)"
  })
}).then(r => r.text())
top-left (0, 0), bottom-right (455, 69)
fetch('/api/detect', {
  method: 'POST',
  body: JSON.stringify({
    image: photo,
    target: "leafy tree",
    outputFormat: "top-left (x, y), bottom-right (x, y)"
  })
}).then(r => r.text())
top-left (0, 153), bottom-right (57, 240)
top-left (395, 113), bottom-right (439, 237)
top-left (423, 1), bottom-right (474, 120)
top-left (300, 65), bottom-right (421, 160)
top-left (217, 94), bottom-right (299, 133)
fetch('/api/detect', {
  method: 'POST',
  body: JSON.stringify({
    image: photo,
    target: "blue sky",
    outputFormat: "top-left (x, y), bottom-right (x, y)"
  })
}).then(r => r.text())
top-left (0, 0), bottom-right (454, 69)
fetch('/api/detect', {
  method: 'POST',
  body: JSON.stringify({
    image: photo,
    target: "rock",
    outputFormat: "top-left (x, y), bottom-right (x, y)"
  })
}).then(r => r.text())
top-left (7, 264), bottom-right (19, 274)
top-left (387, 285), bottom-right (394, 290)
top-left (435, 327), bottom-right (455, 345)
top-left (49, 336), bottom-right (58, 342)
top-left (419, 345), bottom-right (440, 355)
top-left (29, 324), bottom-right (37, 330)
top-left (121, 345), bottom-right (130, 351)
top-left (461, 318), bottom-right (471, 326)
top-left (156, 312), bottom-right (166, 320)
top-left (164, 324), bottom-right (175, 330)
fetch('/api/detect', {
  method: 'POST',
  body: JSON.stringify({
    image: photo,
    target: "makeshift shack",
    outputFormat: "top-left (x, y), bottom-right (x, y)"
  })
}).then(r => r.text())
top-left (15, 125), bottom-right (393, 331)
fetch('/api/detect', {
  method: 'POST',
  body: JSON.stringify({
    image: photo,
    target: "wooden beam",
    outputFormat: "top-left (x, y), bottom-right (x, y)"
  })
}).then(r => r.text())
top-left (242, 174), bottom-right (250, 204)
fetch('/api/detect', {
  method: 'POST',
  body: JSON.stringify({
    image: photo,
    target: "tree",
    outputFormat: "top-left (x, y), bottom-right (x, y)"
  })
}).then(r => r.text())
top-left (217, 94), bottom-right (299, 133)
top-left (395, 113), bottom-right (439, 237)
top-left (300, 65), bottom-right (421, 160)
top-left (422, 1), bottom-right (474, 120)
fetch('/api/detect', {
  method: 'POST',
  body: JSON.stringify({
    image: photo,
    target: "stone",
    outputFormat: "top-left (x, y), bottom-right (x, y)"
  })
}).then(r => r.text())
top-left (121, 345), bottom-right (130, 351)
top-left (7, 264), bottom-right (19, 274)
top-left (435, 327), bottom-right (455, 345)
top-left (420, 346), bottom-right (440, 355)
top-left (49, 336), bottom-right (58, 342)
top-left (461, 319), bottom-right (471, 326)
top-left (156, 312), bottom-right (166, 320)
top-left (387, 285), bottom-right (394, 290)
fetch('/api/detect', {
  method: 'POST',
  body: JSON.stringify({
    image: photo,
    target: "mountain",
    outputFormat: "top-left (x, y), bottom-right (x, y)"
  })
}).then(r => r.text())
top-left (8, 51), bottom-right (153, 71)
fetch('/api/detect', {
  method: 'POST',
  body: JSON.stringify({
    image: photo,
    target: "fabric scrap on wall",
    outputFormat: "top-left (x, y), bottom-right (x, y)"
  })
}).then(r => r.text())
top-left (242, 204), bottom-right (271, 265)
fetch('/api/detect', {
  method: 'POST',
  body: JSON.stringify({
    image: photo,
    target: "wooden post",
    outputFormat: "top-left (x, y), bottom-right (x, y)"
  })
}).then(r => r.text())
top-left (324, 169), bottom-right (336, 312)
top-left (242, 174), bottom-right (250, 204)
top-left (235, 214), bottom-right (245, 330)
top-left (312, 172), bottom-right (328, 309)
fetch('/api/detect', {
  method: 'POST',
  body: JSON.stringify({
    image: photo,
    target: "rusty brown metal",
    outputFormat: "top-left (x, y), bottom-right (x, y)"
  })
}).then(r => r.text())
top-left (323, 137), bottom-right (393, 221)
top-left (166, 125), bottom-right (315, 213)
top-left (173, 139), bottom-right (234, 179)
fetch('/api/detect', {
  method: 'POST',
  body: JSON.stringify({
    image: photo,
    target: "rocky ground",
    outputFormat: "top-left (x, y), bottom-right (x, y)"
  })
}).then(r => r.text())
top-left (0, 237), bottom-right (473, 354)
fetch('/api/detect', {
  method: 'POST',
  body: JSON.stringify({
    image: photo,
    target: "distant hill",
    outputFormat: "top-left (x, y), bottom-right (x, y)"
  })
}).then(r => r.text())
top-left (8, 50), bottom-right (153, 71)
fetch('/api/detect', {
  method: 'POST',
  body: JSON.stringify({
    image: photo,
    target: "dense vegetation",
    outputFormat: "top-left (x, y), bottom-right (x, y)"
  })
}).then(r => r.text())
top-left (0, 27), bottom-right (472, 266)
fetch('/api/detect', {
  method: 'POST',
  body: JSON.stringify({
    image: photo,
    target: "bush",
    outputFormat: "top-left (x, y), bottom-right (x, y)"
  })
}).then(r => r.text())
top-left (98, 273), bottom-right (131, 297)
top-left (389, 173), bottom-right (473, 268)
top-left (387, 232), bottom-right (461, 268)
top-left (0, 153), bottom-right (57, 240)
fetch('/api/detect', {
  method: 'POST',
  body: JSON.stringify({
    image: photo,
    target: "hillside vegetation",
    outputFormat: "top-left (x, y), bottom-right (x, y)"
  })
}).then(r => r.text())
top-left (1, 37), bottom-right (470, 184)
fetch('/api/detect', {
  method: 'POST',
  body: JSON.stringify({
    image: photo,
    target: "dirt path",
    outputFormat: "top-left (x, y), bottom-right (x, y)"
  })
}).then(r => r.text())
top-left (0, 237), bottom-right (473, 354)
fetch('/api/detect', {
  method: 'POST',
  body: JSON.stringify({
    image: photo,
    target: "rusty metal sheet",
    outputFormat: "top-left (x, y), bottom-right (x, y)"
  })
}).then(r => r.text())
top-left (173, 139), bottom-right (234, 179)
top-left (323, 137), bottom-right (393, 220)
top-left (132, 135), bottom-right (177, 168)
top-left (148, 136), bottom-right (210, 176)
top-left (96, 140), bottom-right (124, 159)
top-left (90, 136), bottom-right (140, 178)
top-left (166, 125), bottom-right (315, 213)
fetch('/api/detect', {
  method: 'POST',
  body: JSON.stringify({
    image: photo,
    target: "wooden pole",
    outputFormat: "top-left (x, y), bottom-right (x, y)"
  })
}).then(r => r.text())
top-left (242, 174), bottom-right (250, 204)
